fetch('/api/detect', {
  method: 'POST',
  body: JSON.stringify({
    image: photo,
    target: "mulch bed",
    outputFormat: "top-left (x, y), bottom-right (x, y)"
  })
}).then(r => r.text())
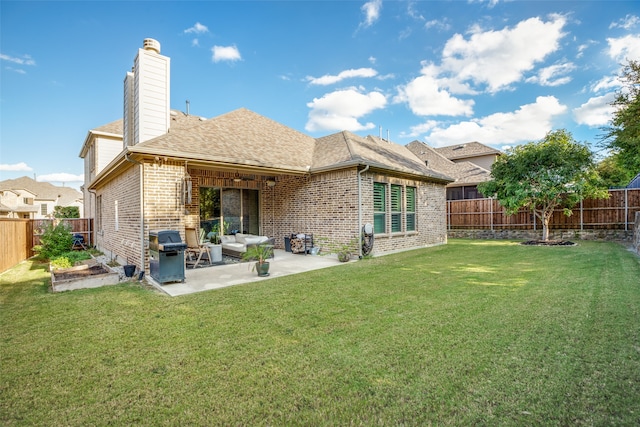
top-left (53, 265), bottom-right (112, 281)
top-left (521, 240), bottom-right (577, 246)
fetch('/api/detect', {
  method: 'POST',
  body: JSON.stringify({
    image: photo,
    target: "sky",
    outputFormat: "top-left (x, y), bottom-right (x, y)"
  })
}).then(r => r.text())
top-left (1, 1), bottom-right (639, 190)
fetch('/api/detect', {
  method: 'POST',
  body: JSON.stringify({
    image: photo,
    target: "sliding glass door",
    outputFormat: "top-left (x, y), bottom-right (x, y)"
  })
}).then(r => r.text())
top-left (200, 187), bottom-right (259, 235)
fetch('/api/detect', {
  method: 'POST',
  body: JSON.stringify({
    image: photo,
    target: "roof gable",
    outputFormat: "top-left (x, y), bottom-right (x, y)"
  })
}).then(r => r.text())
top-left (313, 132), bottom-right (453, 182)
top-left (132, 108), bottom-right (317, 172)
top-left (406, 140), bottom-right (491, 186)
top-left (435, 141), bottom-right (501, 160)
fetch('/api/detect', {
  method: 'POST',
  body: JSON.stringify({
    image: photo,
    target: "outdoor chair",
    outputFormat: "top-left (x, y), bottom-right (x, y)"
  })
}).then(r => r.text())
top-left (185, 227), bottom-right (209, 268)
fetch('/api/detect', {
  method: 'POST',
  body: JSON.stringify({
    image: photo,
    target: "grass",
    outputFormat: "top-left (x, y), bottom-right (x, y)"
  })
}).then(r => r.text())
top-left (1, 239), bottom-right (639, 426)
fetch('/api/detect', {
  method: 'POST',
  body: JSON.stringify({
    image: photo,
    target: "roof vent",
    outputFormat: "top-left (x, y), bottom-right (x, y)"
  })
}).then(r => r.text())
top-left (143, 38), bottom-right (161, 54)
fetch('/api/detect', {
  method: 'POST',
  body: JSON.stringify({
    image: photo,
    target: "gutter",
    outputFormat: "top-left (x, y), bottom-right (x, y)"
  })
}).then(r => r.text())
top-left (357, 164), bottom-right (370, 258)
top-left (125, 153), bottom-right (145, 276)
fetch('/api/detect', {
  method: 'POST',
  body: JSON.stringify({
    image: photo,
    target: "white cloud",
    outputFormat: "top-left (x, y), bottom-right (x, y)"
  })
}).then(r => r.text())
top-left (307, 68), bottom-right (378, 85)
top-left (191, 38), bottom-right (200, 47)
top-left (38, 173), bottom-right (84, 184)
top-left (184, 22), bottom-right (209, 34)
top-left (394, 74), bottom-right (475, 117)
top-left (418, 96), bottom-right (567, 146)
top-left (609, 14), bottom-right (639, 30)
top-left (305, 88), bottom-right (387, 132)
top-left (0, 53), bottom-right (36, 66)
top-left (425, 19), bottom-right (451, 32)
top-left (0, 162), bottom-right (33, 172)
top-left (360, 0), bottom-right (382, 28)
top-left (573, 93), bottom-right (617, 127)
top-left (526, 62), bottom-right (576, 86)
top-left (211, 45), bottom-right (241, 63)
top-left (607, 34), bottom-right (640, 62)
top-left (592, 75), bottom-right (621, 93)
top-left (439, 15), bottom-right (567, 93)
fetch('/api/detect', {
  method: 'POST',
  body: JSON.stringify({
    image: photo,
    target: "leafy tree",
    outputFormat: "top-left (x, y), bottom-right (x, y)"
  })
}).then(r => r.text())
top-left (53, 206), bottom-right (80, 218)
top-left (596, 154), bottom-right (632, 188)
top-left (478, 130), bottom-right (608, 241)
top-left (600, 60), bottom-right (640, 182)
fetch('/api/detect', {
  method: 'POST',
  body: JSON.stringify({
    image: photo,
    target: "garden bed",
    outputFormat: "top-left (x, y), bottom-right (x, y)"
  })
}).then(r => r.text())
top-left (51, 262), bottom-right (120, 292)
top-left (521, 240), bottom-right (577, 246)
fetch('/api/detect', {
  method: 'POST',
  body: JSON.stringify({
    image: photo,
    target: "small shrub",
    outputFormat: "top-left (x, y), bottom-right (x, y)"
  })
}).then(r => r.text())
top-left (49, 251), bottom-right (90, 270)
top-left (50, 256), bottom-right (73, 270)
top-left (38, 222), bottom-right (73, 260)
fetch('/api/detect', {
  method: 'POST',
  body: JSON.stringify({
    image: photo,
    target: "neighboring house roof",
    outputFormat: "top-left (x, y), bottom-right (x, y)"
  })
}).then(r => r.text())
top-left (628, 172), bottom-right (640, 189)
top-left (0, 176), bottom-right (82, 206)
top-left (435, 141), bottom-right (501, 161)
top-left (405, 140), bottom-right (491, 186)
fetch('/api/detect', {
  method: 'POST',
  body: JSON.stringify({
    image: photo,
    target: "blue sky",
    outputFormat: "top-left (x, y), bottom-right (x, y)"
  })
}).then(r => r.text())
top-left (1, 1), bottom-right (639, 189)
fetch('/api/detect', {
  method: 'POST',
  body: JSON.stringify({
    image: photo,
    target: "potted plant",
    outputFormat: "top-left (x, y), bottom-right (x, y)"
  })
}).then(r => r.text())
top-left (242, 243), bottom-right (274, 276)
top-left (206, 220), bottom-right (230, 263)
top-left (316, 236), bottom-right (356, 262)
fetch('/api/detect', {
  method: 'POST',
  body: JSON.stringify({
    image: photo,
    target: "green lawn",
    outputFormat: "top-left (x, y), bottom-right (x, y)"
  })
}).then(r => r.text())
top-left (2, 239), bottom-right (639, 426)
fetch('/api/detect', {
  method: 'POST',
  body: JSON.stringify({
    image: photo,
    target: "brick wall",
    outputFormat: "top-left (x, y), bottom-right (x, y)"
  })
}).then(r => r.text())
top-left (95, 163), bottom-right (143, 267)
top-left (96, 163), bottom-right (450, 271)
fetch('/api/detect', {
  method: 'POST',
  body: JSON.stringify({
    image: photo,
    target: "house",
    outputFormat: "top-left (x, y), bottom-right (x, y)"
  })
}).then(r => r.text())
top-left (0, 176), bottom-right (83, 219)
top-left (628, 172), bottom-right (640, 189)
top-left (406, 140), bottom-right (492, 200)
top-left (435, 141), bottom-right (501, 172)
top-left (81, 38), bottom-right (454, 274)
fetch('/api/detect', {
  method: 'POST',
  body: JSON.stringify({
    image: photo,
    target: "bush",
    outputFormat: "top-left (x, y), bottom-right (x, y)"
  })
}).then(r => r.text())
top-left (50, 256), bottom-right (73, 270)
top-left (38, 222), bottom-right (73, 260)
top-left (49, 251), bottom-right (91, 270)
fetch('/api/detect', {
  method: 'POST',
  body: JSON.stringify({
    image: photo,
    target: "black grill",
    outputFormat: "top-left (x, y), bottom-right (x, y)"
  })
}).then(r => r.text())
top-left (149, 230), bottom-right (187, 284)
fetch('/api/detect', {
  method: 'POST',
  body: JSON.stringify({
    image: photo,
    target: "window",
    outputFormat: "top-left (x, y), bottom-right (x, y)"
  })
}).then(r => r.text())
top-left (373, 182), bottom-right (417, 234)
top-left (373, 183), bottom-right (386, 233)
top-left (390, 185), bottom-right (402, 232)
top-left (41, 204), bottom-right (47, 215)
top-left (406, 186), bottom-right (416, 231)
top-left (96, 195), bottom-right (102, 232)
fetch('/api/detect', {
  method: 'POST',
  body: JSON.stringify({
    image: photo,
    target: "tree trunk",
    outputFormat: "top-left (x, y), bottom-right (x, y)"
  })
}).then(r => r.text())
top-left (542, 218), bottom-right (550, 241)
top-left (541, 207), bottom-right (553, 241)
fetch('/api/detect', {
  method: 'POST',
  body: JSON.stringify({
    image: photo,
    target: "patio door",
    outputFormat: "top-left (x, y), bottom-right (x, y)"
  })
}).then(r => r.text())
top-left (200, 187), bottom-right (259, 235)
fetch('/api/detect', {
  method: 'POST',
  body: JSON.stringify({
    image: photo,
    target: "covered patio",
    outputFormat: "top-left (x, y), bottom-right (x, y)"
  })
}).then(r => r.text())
top-left (148, 249), bottom-right (349, 296)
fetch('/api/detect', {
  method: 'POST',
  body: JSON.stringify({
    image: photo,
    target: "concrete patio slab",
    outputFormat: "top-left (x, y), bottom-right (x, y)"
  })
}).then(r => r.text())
top-left (147, 249), bottom-right (348, 296)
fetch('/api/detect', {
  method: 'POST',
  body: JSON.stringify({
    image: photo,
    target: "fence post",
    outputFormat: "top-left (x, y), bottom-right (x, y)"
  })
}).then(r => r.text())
top-left (490, 198), bottom-right (494, 232)
top-left (625, 188), bottom-right (629, 232)
top-left (580, 199), bottom-right (584, 231)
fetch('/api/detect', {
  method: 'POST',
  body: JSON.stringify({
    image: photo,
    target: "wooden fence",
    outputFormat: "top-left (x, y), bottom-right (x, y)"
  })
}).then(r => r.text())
top-left (0, 218), bottom-right (94, 274)
top-left (447, 188), bottom-right (640, 231)
top-left (0, 219), bottom-right (33, 274)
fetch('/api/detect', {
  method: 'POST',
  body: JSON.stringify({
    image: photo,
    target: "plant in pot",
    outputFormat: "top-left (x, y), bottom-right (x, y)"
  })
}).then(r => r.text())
top-left (242, 243), bottom-right (274, 276)
top-left (206, 220), bottom-right (230, 263)
top-left (316, 236), bottom-right (356, 262)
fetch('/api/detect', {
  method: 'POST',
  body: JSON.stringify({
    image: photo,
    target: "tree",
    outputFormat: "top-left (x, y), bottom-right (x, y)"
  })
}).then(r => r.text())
top-left (596, 154), bottom-right (631, 188)
top-left (53, 206), bottom-right (80, 218)
top-left (478, 129), bottom-right (608, 241)
top-left (600, 60), bottom-right (640, 183)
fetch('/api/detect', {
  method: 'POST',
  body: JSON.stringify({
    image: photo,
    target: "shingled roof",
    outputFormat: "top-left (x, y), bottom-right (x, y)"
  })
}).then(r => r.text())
top-left (93, 108), bottom-right (454, 186)
top-left (0, 176), bottom-right (82, 205)
top-left (406, 140), bottom-right (491, 186)
top-left (132, 108), bottom-right (317, 173)
top-left (435, 141), bottom-right (501, 161)
top-left (312, 132), bottom-right (452, 182)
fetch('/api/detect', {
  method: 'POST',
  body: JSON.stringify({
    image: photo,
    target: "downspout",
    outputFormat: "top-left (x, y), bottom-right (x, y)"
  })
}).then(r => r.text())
top-left (125, 153), bottom-right (145, 276)
top-left (357, 164), bottom-right (370, 258)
